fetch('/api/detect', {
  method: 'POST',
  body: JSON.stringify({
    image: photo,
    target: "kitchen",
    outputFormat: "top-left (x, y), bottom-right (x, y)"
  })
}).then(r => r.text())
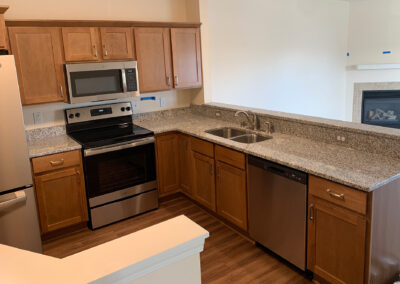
top-left (0, 0), bottom-right (400, 283)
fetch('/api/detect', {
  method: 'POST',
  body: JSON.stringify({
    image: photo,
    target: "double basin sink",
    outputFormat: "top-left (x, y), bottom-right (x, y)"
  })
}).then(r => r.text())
top-left (205, 127), bottom-right (272, 144)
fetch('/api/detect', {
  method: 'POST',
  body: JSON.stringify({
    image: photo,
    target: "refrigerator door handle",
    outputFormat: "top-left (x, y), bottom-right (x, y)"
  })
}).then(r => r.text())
top-left (0, 190), bottom-right (26, 210)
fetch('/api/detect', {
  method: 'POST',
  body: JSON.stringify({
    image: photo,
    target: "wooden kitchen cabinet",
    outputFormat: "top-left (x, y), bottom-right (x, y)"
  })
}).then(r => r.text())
top-left (32, 150), bottom-right (88, 235)
top-left (178, 134), bottom-right (193, 197)
top-left (0, 6), bottom-right (8, 50)
top-left (215, 146), bottom-right (247, 230)
top-left (100, 27), bottom-right (134, 60)
top-left (62, 27), bottom-right (100, 62)
top-left (307, 176), bottom-right (367, 284)
top-left (171, 28), bottom-right (202, 89)
top-left (156, 133), bottom-right (180, 196)
top-left (192, 152), bottom-right (216, 211)
top-left (134, 27), bottom-right (173, 92)
top-left (8, 27), bottom-right (67, 105)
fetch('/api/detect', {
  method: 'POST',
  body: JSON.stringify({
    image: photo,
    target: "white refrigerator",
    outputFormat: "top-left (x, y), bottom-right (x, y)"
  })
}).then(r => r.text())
top-left (0, 55), bottom-right (42, 253)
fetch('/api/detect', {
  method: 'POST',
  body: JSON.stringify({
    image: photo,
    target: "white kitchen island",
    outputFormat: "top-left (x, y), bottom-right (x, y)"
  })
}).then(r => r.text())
top-left (0, 215), bottom-right (209, 284)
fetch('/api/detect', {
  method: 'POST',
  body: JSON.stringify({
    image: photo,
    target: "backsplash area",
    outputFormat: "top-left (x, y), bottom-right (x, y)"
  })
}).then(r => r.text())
top-left (23, 89), bottom-right (196, 129)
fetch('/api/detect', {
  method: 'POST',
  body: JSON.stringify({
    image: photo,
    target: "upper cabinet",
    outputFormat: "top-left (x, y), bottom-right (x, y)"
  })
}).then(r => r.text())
top-left (0, 6), bottom-right (8, 50)
top-left (8, 27), bottom-right (67, 105)
top-left (100, 27), bottom-right (135, 60)
top-left (171, 28), bottom-right (202, 89)
top-left (134, 27), bottom-right (172, 93)
top-left (135, 27), bottom-right (203, 93)
top-left (62, 27), bottom-right (100, 62)
top-left (62, 27), bottom-right (135, 62)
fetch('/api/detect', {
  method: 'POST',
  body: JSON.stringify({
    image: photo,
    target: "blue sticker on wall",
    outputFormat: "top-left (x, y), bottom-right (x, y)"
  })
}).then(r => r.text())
top-left (140, 96), bottom-right (156, 101)
top-left (382, 51), bottom-right (392, 55)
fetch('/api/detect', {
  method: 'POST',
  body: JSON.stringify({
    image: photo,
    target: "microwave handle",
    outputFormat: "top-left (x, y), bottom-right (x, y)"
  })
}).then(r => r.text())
top-left (121, 69), bottom-right (128, 93)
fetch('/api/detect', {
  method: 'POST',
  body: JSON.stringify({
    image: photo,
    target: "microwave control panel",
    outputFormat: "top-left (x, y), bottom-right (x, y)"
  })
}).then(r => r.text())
top-left (125, 69), bottom-right (138, 92)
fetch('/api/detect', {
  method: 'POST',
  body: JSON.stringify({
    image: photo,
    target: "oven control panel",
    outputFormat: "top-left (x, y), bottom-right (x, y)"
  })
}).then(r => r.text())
top-left (65, 102), bottom-right (133, 124)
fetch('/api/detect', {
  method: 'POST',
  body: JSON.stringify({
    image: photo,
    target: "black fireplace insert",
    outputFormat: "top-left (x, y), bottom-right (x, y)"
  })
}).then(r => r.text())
top-left (362, 90), bottom-right (400, 129)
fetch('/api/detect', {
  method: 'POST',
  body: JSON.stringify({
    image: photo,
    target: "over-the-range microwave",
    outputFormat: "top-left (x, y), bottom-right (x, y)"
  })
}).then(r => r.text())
top-left (65, 61), bottom-right (139, 104)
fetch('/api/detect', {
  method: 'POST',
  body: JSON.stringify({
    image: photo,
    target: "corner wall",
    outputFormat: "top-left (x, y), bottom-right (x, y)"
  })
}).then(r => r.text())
top-left (198, 0), bottom-right (349, 120)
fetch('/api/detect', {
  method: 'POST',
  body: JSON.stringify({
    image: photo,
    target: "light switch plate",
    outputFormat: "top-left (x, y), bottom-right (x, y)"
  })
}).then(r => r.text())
top-left (160, 97), bottom-right (166, 107)
top-left (33, 112), bottom-right (43, 125)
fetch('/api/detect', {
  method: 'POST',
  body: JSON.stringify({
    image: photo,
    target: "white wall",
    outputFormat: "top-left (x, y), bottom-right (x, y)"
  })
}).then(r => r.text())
top-left (2, 0), bottom-right (198, 128)
top-left (199, 0), bottom-right (349, 120)
top-left (345, 0), bottom-right (400, 121)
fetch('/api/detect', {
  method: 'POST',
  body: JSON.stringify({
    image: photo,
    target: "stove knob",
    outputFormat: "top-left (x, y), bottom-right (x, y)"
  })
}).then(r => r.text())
top-left (126, 106), bottom-right (131, 111)
top-left (69, 113), bottom-right (74, 119)
top-left (75, 113), bottom-right (81, 118)
top-left (121, 107), bottom-right (126, 112)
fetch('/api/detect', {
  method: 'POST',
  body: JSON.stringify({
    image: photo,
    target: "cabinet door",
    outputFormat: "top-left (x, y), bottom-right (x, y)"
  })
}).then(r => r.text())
top-left (100, 27), bottom-right (134, 60)
top-left (156, 134), bottom-right (180, 196)
top-left (178, 134), bottom-right (193, 197)
top-left (307, 195), bottom-right (366, 284)
top-left (192, 152), bottom-right (215, 211)
top-left (8, 27), bottom-right (66, 105)
top-left (62, 27), bottom-right (100, 62)
top-left (0, 10), bottom-right (7, 49)
top-left (35, 167), bottom-right (88, 234)
top-left (134, 27), bottom-right (172, 92)
top-left (170, 28), bottom-right (202, 89)
top-left (216, 161), bottom-right (247, 230)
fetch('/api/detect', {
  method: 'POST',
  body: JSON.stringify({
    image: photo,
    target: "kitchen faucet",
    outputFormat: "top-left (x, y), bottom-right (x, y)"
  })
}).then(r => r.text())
top-left (235, 110), bottom-right (258, 130)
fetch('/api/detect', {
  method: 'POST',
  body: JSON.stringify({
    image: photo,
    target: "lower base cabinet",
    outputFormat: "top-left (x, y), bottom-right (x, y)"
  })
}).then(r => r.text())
top-left (216, 161), bottom-right (247, 230)
top-left (307, 176), bottom-right (367, 284)
top-left (192, 152), bottom-right (216, 211)
top-left (32, 150), bottom-right (88, 235)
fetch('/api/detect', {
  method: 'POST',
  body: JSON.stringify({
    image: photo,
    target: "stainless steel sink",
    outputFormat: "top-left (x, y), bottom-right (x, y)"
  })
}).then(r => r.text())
top-left (205, 127), bottom-right (251, 138)
top-left (205, 127), bottom-right (272, 144)
top-left (231, 133), bottom-right (271, 143)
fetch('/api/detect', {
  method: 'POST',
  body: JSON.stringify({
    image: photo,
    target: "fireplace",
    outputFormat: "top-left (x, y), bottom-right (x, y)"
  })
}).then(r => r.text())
top-left (362, 90), bottom-right (400, 129)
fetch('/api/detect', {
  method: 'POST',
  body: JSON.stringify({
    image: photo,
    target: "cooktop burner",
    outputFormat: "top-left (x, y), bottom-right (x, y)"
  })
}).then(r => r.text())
top-left (65, 102), bottom-right (153, 149)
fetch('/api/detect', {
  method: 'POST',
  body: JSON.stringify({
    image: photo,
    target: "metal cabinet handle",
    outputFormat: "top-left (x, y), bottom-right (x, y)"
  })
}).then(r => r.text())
top-left (59, 85), bottom-right (64, 98)
top-left (93, 45), bottom-right (98, 57)
top-left (167, 76), bottom-right (172, 87)
top-left (103, 44), bottom-right (108, 56)
top-left (174, 75), bottom-right (179, 86)
top-left (309, 204), bottom-right (315, 221)
top-left (50, 158), bottom-right (64, 166)
top-left (327, 189), bottom-right (345, 200)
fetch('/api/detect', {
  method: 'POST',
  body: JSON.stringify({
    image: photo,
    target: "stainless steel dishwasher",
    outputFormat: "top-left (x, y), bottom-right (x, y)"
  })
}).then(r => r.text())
top-left (248, 155), bottom-right (308, 271)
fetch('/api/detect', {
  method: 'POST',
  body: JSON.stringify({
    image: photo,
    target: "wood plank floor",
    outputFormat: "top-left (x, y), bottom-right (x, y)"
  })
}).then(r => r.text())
top-left (43, 195), bottom-right (312, 283)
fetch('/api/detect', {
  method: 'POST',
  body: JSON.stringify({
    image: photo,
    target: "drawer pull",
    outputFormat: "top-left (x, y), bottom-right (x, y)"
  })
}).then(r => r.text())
top-left (327, 189), bottom-right (345, 200)
top-left (49, 159), bottom-right (65, 166)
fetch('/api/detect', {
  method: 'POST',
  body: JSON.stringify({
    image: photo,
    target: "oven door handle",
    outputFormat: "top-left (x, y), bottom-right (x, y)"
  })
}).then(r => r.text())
top-left (84, 137), bottom-right (155, 157)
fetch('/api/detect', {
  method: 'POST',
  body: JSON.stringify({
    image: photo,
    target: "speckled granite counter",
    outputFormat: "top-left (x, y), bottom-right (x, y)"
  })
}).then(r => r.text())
top-left (134, 113), bottom-right (400, 192)
top-left (28, 134), bottom-right (81, 158)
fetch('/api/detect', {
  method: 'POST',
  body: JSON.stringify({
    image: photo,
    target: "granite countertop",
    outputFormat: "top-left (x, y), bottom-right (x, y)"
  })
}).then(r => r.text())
top-left (134, 113), bottom-right (400, 192)
top-left (28, 134), bottom-right (81, 158)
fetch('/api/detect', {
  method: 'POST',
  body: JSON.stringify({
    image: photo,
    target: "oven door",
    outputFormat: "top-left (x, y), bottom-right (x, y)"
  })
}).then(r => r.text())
top-left (83, 137), bottom-right (156, 207)
top-left (66, 61), bottom-right (139, 104)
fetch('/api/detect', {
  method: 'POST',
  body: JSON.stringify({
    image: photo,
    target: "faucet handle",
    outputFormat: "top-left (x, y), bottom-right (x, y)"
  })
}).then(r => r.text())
top-left (264, 121), bottom-right (273, 134)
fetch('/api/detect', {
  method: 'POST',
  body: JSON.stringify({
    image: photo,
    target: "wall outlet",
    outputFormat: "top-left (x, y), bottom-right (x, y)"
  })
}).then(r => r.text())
top-left (33, 112), bottom-right (43, 125)
top-left (160, 97), bottom-right (166, 107)
top-left (131, 100), bottom-right (138, 109)
top-left (215, 111), bottom-right (221, 117)
top-left (336, 135), bottom-right (347, 142)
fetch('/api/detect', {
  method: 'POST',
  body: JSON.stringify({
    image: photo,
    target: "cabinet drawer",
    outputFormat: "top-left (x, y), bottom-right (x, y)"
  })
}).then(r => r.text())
top-left (309, 175), bottom-right (367, 215)
top-left (215, 145), bottom-right (245, 170)
top-left (191, 137), bottom-right (214, 157)
top-left (32, 150), bottom-right (81, 174)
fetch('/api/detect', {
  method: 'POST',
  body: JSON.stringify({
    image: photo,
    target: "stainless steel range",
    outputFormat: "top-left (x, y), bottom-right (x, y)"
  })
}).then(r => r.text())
top-left (65, 102), bottom-right (158, 229)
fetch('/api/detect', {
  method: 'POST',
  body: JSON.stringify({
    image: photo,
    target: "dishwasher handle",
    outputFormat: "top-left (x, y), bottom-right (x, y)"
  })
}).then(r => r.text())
top-left (248, 155), bottom-right (307, 185)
